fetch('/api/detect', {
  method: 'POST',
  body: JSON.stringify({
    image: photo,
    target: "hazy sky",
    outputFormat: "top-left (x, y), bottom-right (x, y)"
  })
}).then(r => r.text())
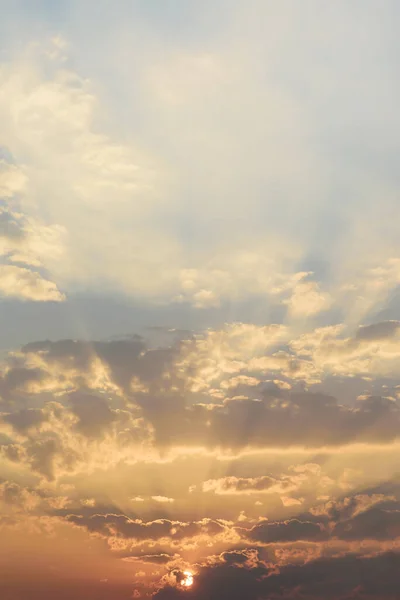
top-left (0, 2), bottom-right (399, 599)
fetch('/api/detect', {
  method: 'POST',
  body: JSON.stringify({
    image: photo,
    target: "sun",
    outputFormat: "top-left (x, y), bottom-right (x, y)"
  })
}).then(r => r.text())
top-left (182, 571), bottom-right (193, 587)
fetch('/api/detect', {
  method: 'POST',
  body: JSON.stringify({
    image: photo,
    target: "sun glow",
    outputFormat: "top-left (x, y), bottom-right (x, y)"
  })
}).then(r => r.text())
top-left (182, 571), bottom-right (194, 587)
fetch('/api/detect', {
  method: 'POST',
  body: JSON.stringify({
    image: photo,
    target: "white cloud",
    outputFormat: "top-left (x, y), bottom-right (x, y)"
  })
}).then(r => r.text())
top-left (151, 496), bottom-right (175, 503)
top-left (178, 323), bottom-right (288, 392)
top-left (284, 280), bottom-right (331, 318)
top-left (0, 41), bottom-right (173, 298)
top-left (289, 322), bottom-right (400, 379)
top-left (0, 160), bottom-right (27, 197)
top-left (0, 265), bottom-right (64, 301)
top-left (0, 156), bottom-right (65, 301)
top-left (0, 34), bottom-right (328, 308)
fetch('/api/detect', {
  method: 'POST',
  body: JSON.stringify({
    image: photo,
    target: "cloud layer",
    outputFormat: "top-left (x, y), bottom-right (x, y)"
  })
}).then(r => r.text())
top-left (0, 324), bottom-right (399, 598)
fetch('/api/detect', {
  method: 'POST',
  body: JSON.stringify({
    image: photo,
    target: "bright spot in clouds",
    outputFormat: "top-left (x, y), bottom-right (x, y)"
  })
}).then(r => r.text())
top-left (182, 572), bottom-right (193, 587)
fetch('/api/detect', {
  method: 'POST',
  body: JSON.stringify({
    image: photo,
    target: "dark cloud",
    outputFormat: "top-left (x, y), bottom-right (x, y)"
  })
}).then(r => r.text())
top-left (2, 349), bottom-right (400, 458)
top-left (0, 332), bottom-right (398, 600)
top-left (0, 442), bottom-right (26, 463)
top-left (355, 321), bottom-right (400, 341)
top-left (0, 366), bottom-right (46, 400)
top-left (147, 393), bottom-right (400, 450)
top-left (26, 437), bottom-right (79, 480)
top-left (0, 481), bottom-right (25, 504)
top-left (2, 407), bottom-right (47, 432)
top-left (309, 493), bottom-right (399, 523)
top-left (66, 513), bottom-right (226, 542)
top-left (333, 505), bottom-right (400, 541)
top-left (245, 518), bottom-right (325, 543)
top-left (21, 339), bottom-right (95, 372)
top-left (203, 475), bottom-right (279, 494)
top-left (1, 334), bottom-right (399, 451)
top-left (27, 438), bottom-right (60, 479)
top-left (276, 494), bottom-right (400, 545)
top-left (20, 337), bottom-right (176, 393)
top-left (156, 563), bottom-right (264, 600)
top-left (220, 549), bottom-right (258, 566)
top-left (154, 551), bottom-right (400, 600)
top-left (1, 397), bottom-right (148, 479)
top-left (93, 338), bottom-right (147, 391)
top-left (68, 392), bottom-right (116, 438)
top-left (265, 551), bottom-right (400, 599)
top-left (21, 488), bottom-right (400, 548)
top-left (0, 208), bottom-right (25, 241)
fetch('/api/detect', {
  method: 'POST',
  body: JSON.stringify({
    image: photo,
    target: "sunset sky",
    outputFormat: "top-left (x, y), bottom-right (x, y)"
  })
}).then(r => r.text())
top-left (0, 1), bottom-right (400, 599)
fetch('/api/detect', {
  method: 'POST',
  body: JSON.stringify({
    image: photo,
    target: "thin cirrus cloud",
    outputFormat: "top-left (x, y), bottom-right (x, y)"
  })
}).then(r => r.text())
top-left (0, 2), bottom-right (400, 599)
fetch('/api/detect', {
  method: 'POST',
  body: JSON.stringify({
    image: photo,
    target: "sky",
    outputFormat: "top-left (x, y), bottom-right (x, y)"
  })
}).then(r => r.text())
top-left (0, 1), bottom-right (399, 599)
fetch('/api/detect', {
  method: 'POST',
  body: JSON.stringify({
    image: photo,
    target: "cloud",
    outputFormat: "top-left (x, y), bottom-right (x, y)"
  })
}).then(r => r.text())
top-left (16, 336), bottom-right (159, 395)
top-left (0, 265), bottom-right (65, 301)
top-left (176, 323), bottom-right (290, 392)
top-left (0, 208), bottom-right (26, 243)
top-left (1, 329), bottom-right (399, 466)
top-left (2, 407), bottom-right (47, 432)
top-left (0, 29), bottom-right (373, 312)
top-left (55, 489), bottom-right (400, 559)
top-left (202, 476), bottom-right (282, 495)
top-left (152, 496), bottom-right (175, 504)
top-left (0, 205), bottom-right (65, 270)
top-left (0, 158), bottom-right (65, 302)
top-left (0, 366), bottom-right (47, 401)
top-left (219, 548), bottom-right (259, 567)
top-left (0, 395), bottom-right (150, 480)
top-left (245, 518), bottom-right (325, 544)
top-left (142, 392), bottom-right (400, 451)
top-left (310, 494), bottom-right (397, 522)
top-left (154, 551), bottom-right (400, 600)
top-left (200, 463), bottom-right (334, 505)
top-left (0, 481), bottom-right (40, 512)
top-left (68, 392), bottom-right (117, 438)
top-left (289, 322), bottom-right (400, 379)
top-left (0, 39), bottom-right (179, 303)
top-left (1, 0), bottom-right (400, 326)
top-left (332, 504), bottom-right (400, 541)
top-left (283, 279), bottom-right (331, 318)
top-left (174, 319), bottom-right (400, 389)
top-left (123, 553), bottom-right (178, 565)
top-left (0, 159), bottom-right (27, 198)
top-left (355, 321), bottom-right (400, 341)
top-left (65, 513), bottom-right (227, 544)
top-left (278, 494), bottom-right (400, 545)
